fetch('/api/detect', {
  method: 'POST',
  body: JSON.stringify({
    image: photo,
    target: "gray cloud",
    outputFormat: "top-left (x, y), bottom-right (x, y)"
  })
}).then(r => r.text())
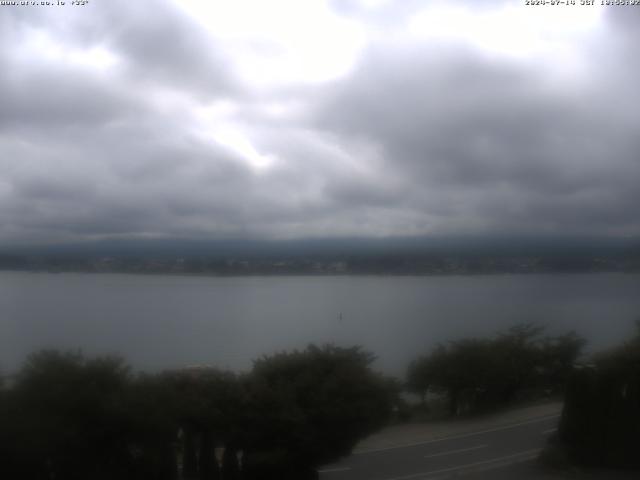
top-left (0, 0), bottom-right (639, 244)
top-left (311, 26), bottom-right (640, 236)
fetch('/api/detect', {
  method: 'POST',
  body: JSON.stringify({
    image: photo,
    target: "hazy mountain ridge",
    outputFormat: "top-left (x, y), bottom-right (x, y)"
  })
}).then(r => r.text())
top-left (1, 236), bottom-right (639, 275)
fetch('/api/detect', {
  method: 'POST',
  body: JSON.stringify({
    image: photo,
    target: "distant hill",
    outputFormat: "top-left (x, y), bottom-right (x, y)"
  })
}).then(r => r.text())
top-left (0, 235), bottom-right (638, 275)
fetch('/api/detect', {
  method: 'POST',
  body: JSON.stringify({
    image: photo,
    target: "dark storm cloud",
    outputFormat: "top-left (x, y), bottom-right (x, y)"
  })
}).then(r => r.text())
top-left (0, 0), bottom-right (639, 243)
top-left (105, 1), bottom-right (235, 97)
top-left (311, 26), bottom-right (640, 236)
top-left (3, 122), bottom-right (266, 240)
top-left (0, 0), bottom-right (256, 243)
top-left (0, 70), bottom-right (140, 130)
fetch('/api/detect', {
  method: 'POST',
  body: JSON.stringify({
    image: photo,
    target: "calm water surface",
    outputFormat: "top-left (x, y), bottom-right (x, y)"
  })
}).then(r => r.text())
top-left (1, 272), bottom-right (639, 376)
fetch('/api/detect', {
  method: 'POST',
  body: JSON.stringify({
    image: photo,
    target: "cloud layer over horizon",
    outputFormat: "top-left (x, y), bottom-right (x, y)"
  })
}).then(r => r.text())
top-left (1, 0), bottom-right (639, 245)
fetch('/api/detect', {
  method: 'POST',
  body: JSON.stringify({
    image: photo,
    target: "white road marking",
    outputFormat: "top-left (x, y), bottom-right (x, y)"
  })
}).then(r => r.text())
top-left (354, 414), bottom-right (560, 455)
top-left (542, 428), bottom-right (557, 435)
top-left (381, 449), bottom-right (541, 480)
top-left (317, 467), bottom-right (352, 473)
top-left (423, 444), bottom-right (488, 459)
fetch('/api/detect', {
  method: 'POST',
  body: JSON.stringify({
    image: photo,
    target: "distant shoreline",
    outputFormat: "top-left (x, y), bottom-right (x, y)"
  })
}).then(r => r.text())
top-left (1, 268), bottom-right (639, 277)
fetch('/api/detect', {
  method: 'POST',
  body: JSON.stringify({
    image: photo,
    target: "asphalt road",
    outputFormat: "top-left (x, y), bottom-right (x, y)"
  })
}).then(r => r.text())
top-left (318, 413), bottom-right (561, 480)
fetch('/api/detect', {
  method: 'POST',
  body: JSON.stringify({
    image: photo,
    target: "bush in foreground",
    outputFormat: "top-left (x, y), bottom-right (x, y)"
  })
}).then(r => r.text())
top-left (558, 323), bottom-right (640, 470)
top-left (0, 345), bottom-right (396, 480)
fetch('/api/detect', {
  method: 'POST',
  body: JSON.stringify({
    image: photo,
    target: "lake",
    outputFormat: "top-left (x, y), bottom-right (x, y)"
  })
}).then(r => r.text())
top-left (1, 272), bottom-right (639, 376)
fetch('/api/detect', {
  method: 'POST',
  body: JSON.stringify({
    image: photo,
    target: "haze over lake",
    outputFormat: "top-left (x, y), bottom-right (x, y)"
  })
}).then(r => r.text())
top-left (1, 272), bottom-right (638, 376)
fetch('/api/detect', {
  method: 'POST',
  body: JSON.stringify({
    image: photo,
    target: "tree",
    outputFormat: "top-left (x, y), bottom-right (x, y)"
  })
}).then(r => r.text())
top-left (2, 345), bottom-right (396, 479)
top-left (6, 350), bottom-right (134, 480)
top-left (243, 344), bottom-right (396, 479)
top-left (407, 324), bottom-right (586, 416)
top-left (157, 367), bottom-right (246, 480)
top-left (492, 323), bottom-right (545, 403)
top-left (539, 331), bottom-right (586, 392)
top-left (406, 356), bottom-right (430, 406)
top-left (559, 321), bottom-right (640, 469)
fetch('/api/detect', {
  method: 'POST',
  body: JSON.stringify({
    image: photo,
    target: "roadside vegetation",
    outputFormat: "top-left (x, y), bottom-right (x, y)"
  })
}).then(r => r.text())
top-left (3, 322), bottom-right (639, 478)
top-left (550, 322), bottom-right (640, 470)
top-left (0, 345), bottom-right (397, 480)
top-left (407, 322), bottom-right (640, 471)
top-left (406, 324), bottom-right (585, 418)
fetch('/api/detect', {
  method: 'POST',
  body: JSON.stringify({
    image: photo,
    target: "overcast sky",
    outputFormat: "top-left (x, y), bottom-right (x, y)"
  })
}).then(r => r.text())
top-left (1, 0), bottom-right (639, 245)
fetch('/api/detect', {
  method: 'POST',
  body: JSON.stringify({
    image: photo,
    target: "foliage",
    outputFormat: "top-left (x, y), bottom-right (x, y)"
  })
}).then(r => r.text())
top-left (539, 331), bottom-right (586, 392)
top-left (0, 344), bottom-right (395, 480)
top-left (559, 321), bottom-right (640, 469)
top-left (3, 350), bottom-right (135, 479)
top-left (244, 345), bottom-right (397, 478)
top-left (407, 324), bottom-right (585, 416)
